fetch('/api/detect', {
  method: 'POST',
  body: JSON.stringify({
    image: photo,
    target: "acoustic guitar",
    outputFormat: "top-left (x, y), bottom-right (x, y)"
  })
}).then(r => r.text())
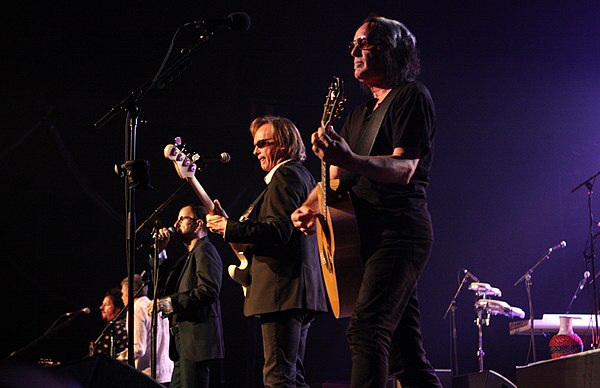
top-left (164, 138), bottom-right (250, 295)
top-left (316, 77), bottom-right (362, 318)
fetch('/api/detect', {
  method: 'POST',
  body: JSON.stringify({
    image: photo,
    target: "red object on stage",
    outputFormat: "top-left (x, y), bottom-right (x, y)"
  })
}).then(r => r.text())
top-left (549, 316), bottom-right (583, 359)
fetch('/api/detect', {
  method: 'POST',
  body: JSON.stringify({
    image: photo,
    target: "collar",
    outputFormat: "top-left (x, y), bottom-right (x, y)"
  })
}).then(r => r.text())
top-left (264, 159), bottom-right (292, 184)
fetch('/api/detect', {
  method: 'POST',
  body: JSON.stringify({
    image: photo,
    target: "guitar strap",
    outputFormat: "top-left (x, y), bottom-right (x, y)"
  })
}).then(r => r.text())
top-left (239, 160), bottom-right (294, 222)
top-left (339, 85), bottom-right (402, 190)
top-left (239, 187), bottom-right (267, 222)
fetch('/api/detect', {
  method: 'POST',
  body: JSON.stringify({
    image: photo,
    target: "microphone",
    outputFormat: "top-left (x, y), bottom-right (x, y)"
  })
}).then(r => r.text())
top-left (192, 12), bottom-right (251, 32)
top-left (548, 240), bottom-right (567, 252)
top-left (578, 271), bottom-right (591, 290)
top-left (151, 226), bottom-right (177, 239)
top-left (141, 227), bottom-right (178, 253)
top-left (192, 152), bottom-right (231, 164)
top-left (65, 307), bottom-right (91, 317)
top-left (463, 269), bottom-right (480, 282)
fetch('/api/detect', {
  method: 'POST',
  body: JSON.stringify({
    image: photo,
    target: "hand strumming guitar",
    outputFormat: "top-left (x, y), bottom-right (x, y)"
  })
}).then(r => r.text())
top-left (291, 204), bottom-right (318, 236)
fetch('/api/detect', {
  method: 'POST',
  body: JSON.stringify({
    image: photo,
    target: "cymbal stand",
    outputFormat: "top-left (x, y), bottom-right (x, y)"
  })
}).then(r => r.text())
top-left (444, 271), bottom-right (472, 376)
top-left (474, 301), bottom-right (491, 372)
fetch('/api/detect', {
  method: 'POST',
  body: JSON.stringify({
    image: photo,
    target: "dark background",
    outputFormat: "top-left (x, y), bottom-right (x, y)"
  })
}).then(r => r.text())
top-left (2, 0), bottom-right (600, 386)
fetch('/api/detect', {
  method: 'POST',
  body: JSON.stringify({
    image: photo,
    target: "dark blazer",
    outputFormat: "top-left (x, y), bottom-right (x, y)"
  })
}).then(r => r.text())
top-left (161, 237), bottom-right (225, 362)
top-left (225, 160), bottom-right (328, 316)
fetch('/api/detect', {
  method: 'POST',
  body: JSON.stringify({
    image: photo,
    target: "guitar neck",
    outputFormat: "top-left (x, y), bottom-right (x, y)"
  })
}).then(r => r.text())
top-left (186, 176), bottom-right (216, 214)
top-left (320, 160), bottom-right (329, 212)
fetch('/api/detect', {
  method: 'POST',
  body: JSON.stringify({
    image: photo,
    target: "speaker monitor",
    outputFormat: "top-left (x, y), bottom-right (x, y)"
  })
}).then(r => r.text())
top-left (312, 370), bottom-right (453, 388)
top-left (452, 370), bottom-right (516, 388)
top-left (515, 349), bottom-right (600, 388)
top-left (0, 356), bottom-right (165, 388)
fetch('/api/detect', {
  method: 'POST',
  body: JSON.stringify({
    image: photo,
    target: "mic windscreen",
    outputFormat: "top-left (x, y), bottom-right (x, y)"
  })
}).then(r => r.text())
top-left (228, 12), bottom-right (251, 31)
top-left (221, 152), bottom-right (231, 163)
top-left (82, 307), bottom-right (91, 314)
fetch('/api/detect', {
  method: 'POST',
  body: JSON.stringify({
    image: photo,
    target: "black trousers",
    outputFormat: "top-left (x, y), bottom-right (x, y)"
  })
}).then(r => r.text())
top-left (260, 309), bottom-right (315, 388)
top-left (347, 235), bottom-right (442, 388)
top-left (169, 325), bottom-right (210, 388)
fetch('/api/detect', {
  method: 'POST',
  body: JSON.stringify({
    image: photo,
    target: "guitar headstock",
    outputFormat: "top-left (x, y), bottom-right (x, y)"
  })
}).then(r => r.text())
top-left (321, 76), bottom-right (345, 129)
top-left (164, 137), bottom-right (199, 179)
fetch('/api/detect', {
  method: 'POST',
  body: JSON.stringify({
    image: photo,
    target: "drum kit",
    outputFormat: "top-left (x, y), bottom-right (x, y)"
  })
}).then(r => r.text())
top-left (468, 281), bottom-right (525, 372)
top-left (445, 270), bottom-right (526, 376)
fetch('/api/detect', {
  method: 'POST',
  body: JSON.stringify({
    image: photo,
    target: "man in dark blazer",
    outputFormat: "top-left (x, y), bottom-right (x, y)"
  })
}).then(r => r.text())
top-left (206, 115), bottom-right (327, 387)
top-left (155, 204), bottom-right (225, 388)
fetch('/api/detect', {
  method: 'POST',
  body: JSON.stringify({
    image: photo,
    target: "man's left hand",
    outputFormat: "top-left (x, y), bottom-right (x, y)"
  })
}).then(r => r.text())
top-left (206, 214), bottom-right (227, 235)
top-left (312, 125), bottom-right (354, 167)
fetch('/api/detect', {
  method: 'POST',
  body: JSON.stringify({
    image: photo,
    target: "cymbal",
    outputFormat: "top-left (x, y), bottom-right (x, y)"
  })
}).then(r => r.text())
top-left (468, 282), bottom-right (502, 297)
top-left (475, 299), bottom-right (525, 319)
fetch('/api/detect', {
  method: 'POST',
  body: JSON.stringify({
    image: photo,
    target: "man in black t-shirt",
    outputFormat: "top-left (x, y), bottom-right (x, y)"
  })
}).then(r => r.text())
top-left (292, 15), bottom-right (441, 388)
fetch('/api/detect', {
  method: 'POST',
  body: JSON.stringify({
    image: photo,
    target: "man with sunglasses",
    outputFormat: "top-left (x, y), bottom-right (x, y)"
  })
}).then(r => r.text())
top-left (153, 204), bottom-right (225, 388)
top-left (206, 116), bottom-right (327, 387)
top-left (292, 15), bottom-right (442, 388)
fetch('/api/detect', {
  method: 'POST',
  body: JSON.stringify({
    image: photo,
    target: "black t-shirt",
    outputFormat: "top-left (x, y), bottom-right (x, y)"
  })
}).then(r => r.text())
top-left (340, 81), bottom-right (436, 239)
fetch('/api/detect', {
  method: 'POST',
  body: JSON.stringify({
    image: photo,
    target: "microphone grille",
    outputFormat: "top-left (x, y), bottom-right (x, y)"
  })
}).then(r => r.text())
top-left (220, 152), bottom-right (231, 163)
top-left (228, 12), bottom-right (251, 31)
top-left (560, 240), bottom-right (567, 248)
top-left (82, 307), bottom-right (91, 314)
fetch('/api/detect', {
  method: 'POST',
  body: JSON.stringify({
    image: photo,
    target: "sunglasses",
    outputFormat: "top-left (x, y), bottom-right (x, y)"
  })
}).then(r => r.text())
top-left (176, 216), bottom-right (197, 223)
top-left (348, 36), bottom-right (377, 52)
top-left (254, 138), bottom-right (275, 149)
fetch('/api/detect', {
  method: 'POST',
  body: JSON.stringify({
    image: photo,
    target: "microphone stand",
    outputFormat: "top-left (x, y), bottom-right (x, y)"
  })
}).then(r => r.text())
top-left (566, 276), bottom-right (586, 314)
top-left (136, 181), bottom-right (189, 235)
top-left (90, 274), bottom-right (150, 358)
top-left (8, 313), bottom-right (80, 360)
top-left (571, 171), bottom-right (600, 348)
top-left (93, 25), bottom-right (216, 367)
top-left (444, 272), bottom-right (471, 376)
top-left (151, 227), bottom-right (159, 380)
top-left (135, 182), bottom-right (189, 379)
top-left (514, 250), bottom-right (555, 363)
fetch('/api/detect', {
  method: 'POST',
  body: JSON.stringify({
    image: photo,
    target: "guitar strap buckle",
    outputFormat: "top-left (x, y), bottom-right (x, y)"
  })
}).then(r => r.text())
top-left (239, 187), bottom-right (267, 222)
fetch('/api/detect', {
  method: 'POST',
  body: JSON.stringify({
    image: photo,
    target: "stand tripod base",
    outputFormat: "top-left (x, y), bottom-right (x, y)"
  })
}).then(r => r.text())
top-left (452, 370), bottom-right (516, 388)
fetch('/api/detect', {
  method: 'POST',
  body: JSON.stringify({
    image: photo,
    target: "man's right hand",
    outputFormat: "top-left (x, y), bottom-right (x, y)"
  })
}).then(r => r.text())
top-left (291, 205), bottom-right (318, 235)
top-left (156, 227), bottom-right (171, 252)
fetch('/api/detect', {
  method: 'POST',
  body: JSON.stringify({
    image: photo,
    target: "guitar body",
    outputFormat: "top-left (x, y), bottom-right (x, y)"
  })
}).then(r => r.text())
top-left (316, 186), bottom-right (362, 318)
top-left (227, 242), bottom-right (251, 293)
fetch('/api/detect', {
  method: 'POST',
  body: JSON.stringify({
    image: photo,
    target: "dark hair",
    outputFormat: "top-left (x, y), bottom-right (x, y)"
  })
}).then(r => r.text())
top-left (121, 274), bottom-right (148, 297)
top-left (105, 288), bottom-right (124, 310)
top-left (184, 204), bottom-right (208, 232)
top-left (364, 15), bottom-right (421, 83)
top-left (250, 116), bottom-right (306, 162)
